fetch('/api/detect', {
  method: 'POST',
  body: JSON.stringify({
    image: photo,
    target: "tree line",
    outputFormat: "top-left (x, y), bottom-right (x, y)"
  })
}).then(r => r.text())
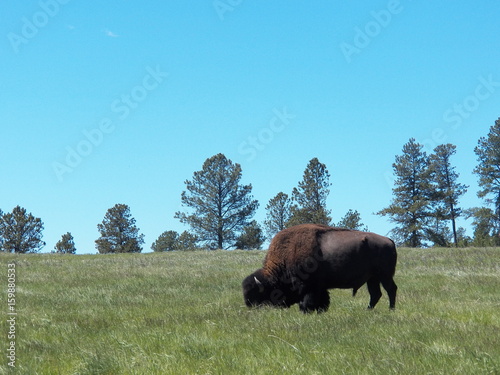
top-left (1, 117), bottom-right (499, 253)
top-left (379, 118), bottom-right (500, 247)
top-left (0, 155), bottom-right (357, 253)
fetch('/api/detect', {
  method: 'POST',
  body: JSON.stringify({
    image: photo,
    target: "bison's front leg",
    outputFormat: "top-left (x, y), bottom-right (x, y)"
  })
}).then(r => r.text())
top-left (299, 289), bottom-right (330, 313)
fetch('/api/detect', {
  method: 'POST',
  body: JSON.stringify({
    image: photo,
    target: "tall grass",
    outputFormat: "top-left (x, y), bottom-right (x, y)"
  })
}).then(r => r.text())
top-left (1, 248), bottom-right (499, 374)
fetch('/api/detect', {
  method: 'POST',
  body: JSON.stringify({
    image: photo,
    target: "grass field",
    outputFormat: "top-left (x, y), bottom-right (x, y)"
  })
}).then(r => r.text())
top-left (1, 247), bottom-right (499, 374)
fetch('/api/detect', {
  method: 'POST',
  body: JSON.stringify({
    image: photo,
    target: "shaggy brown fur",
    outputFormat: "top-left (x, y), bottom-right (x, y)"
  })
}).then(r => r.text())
top-left (262, 224), bottom-right (349, 279)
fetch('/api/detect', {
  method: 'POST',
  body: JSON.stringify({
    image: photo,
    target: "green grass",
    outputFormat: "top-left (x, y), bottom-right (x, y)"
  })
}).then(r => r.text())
top-left (1, 248), bottom-right (499, 374)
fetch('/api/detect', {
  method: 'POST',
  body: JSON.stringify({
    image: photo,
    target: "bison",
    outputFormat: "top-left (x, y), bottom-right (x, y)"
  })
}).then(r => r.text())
top-left (242, 224), bottom-right (397, 313)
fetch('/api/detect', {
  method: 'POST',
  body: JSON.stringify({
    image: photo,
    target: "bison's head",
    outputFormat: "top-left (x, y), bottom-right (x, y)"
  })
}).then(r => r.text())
top-left (242, 269), bottom-right (289, 308)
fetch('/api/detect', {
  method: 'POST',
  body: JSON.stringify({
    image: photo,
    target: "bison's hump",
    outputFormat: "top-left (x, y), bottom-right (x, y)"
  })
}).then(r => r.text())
top-left (262, 224), bottom-right (335, 277)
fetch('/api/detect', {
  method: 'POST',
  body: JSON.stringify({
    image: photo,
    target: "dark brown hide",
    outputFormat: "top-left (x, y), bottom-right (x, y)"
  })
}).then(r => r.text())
top-left (262, 224), bottom-right (332, 280)
top-left (242, 224), bottom-right (398, 312)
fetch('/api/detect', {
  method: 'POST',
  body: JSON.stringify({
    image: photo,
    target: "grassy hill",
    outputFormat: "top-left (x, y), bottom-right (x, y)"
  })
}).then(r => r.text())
top-left (1, 247), bottom-right (499, 374)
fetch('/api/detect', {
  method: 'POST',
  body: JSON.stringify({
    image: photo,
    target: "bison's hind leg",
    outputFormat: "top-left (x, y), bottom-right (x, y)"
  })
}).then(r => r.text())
top-left (299, 289), bottom-right (330, 314)
top-left (366, 278), bottom-right (382, 310)
top-left (381, 277), bottom-right (397, 310)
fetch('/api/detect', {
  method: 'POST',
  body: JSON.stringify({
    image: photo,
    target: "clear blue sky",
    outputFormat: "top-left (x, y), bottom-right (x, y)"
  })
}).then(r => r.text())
top-left (1, 1), bottom-right (499, 253)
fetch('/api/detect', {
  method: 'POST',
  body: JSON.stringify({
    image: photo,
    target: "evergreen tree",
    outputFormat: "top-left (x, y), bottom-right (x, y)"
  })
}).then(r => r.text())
top-left (176, 231), bottom-right (199, 251)
top-left (0, 206), bottom-right (45, 253)
top-left (151, 230), bottom-right (199, 251)
top-left (289, 157), bottom-right (332, 225)
top-left (264, 192), bottom-right (292, 238)
top-left (424, 215), bottom-right (452, 247)
top-left (377, 138), bottom-right (432, 247)
top-left (234, 220), bottom-right (265, 250)
top-left (175, 153), bottom-right (259, 249)
top-left (151, 230), bottom-right (179, 252)
top-left (336, 209), bottom-right (368, 231)
top-left (429, 144), bottom-right (468, 247)
top-left (95, 204), bottom-right (144, 253)
top-left (455, 227), bottom-right (472, 247)
top-left (465, 207), bottom-right (498, 246)
top-left (473, 118), bottom-right (500, 238)
top-left (54, 232), bottom-right (76, 254)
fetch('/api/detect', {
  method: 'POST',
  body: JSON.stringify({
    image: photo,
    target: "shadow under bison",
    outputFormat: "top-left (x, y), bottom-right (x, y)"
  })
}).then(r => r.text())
top-left (242, 224), bottom-right (398, 313)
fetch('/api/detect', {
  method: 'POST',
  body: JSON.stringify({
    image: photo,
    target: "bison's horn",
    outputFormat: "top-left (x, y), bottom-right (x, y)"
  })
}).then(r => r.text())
top-left (254, 276), bottom-right (265, 292)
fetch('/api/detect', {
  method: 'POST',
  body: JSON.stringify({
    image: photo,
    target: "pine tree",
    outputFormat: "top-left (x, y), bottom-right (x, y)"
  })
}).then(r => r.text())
top-left (264, 192), bottom-right (292, 238)
top-left (234, 220), bottom-right (265, 250)
top-left (151, 230), bottom-right (179, 252)
top-left (455, 227), bottom-right (472, 247)
top-left (176, 231), bottom-right (199, 251)
top-left (336, 209), bottom-right (368, 231)
top-left (54, 232), bottom-right (76, 254)
top-left (95, 204), bottom-right (144, 253)
top-left (465, 207), bottom-right (498, 246)
top-left (0, 206), bottom-right (45, 253)
top-left (175, 153), bottom-right (259, 249)
top-left (473, 118), bottom-right (500, 238)
top-left (151, 230), bottom-right (199, 251)
top-left (429, 144), bottom-right (468, 246)
top-left (289, 157), bottom-right (332, 226)
top-left (377, 138), bottom-right (432, 247)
